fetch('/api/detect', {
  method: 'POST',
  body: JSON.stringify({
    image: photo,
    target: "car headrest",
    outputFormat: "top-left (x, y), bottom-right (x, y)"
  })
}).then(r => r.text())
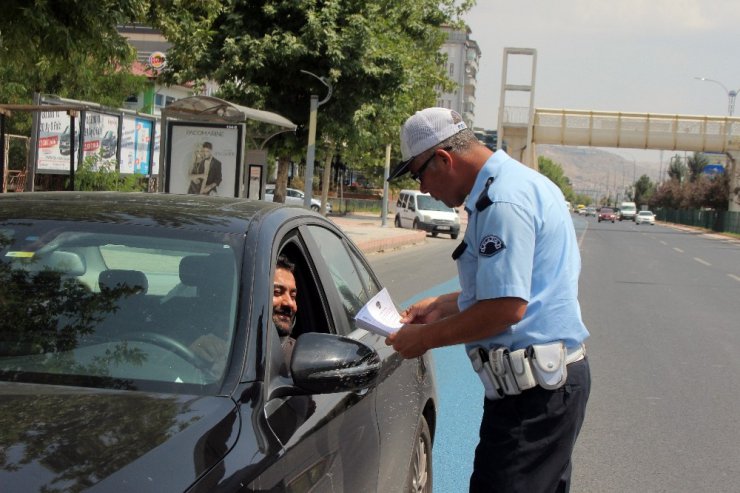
top-left (179, 253), bottom-right (235, 290)
top-left (44, 251), bottom-right (86, 276)
top-left (98, 269), bottom-right (148, 295)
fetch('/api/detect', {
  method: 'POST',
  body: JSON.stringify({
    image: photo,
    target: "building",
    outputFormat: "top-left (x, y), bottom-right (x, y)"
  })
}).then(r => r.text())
top-left (117, 24), bottom-right (217, 115)
top-left (437, 26), bottom-right (481, 127)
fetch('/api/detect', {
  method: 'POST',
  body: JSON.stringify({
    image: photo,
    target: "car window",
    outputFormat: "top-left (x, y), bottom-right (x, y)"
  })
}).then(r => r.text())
top-left (0, 224), bottom-right (240, 393)
top-left (306, 225), bottom-right (378, 335)
top-left (417, 195), bottom-right (454, 212)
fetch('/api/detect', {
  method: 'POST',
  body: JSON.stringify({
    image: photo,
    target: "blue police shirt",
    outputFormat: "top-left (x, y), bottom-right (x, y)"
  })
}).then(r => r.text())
top-left (458, 150), bottom-right (589, 351)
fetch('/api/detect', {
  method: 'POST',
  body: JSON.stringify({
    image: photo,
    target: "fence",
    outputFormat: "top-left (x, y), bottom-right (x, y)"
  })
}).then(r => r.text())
top-left (656, 208), bottom-right (740, 235)
top-left (328, 197), bottom-right (387, 215)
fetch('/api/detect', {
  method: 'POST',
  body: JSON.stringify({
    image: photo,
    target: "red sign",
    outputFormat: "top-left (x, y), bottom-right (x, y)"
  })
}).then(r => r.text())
top-left (39, 136), bottom-right (59, 148)
top-left (148, 51), bottom-right (166, 70)
top-left (84, 140), bottom-right (100, 152)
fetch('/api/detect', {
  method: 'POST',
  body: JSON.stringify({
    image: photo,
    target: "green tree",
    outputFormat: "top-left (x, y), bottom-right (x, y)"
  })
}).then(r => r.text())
top-left (633, 174), bottom-right (656, 208)
top-left (155, 0), bottom-right (474, 187)
top-left (0, 1), bottom-right (151, 107)
top-left (686, 152), bottom-right (709, 183)
top-left (537, 156), bottom-right (575, 202)
top-left (667, 154), bottom-right (688, 183)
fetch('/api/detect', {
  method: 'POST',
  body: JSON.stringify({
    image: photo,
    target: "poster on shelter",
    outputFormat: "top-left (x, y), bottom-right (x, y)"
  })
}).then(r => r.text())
top-left (166, 123), bottom-right (242, 197)
top-left (152, 121), bottom-right (161, 176)
top-left (120, 115), bottom-right (153, 175)
top-left (82, 112), bottom-right (120, 168)
top-left (36, 111), bottom-right (78, 172)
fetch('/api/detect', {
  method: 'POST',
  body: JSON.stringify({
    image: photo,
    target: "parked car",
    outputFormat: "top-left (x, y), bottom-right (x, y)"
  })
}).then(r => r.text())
top-left (0, 192), bottom-right (436, 492)
top-left (584, 206), bottom-right (597, 217)
top-left (395, 189), bottom-right (460, 239)
top-left (597, 207), bottom-right (616, 223)
top-left (265, 184), bottom-right (331, 213)
top-left (635, 210), bottom-right (656, 225)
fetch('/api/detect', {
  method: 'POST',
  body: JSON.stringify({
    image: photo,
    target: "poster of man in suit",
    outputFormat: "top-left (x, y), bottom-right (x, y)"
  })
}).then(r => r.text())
top-left (166, 123), bottom-right (242, 197)
top-left (187, 141), bottom-right (222, 195)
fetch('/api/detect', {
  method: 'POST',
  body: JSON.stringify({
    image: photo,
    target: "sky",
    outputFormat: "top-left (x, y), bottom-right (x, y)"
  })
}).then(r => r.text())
top-left (462, 0), bottom-right (740, 165)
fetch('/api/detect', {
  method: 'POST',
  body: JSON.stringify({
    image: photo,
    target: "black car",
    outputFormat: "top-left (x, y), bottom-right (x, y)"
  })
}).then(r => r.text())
top-left (0, 192), bottom-right (436, 492)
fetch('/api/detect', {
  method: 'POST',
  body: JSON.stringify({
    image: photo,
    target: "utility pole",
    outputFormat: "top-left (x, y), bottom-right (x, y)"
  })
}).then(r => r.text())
top-left (301, 70), bottom-right (332, 210)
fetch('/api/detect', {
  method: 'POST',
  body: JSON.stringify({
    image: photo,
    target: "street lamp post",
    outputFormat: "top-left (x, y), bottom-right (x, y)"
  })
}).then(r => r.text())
top-left (300, 70), bottom-right (332, 209)
top-left (694, 77), bottom-right (740, 116)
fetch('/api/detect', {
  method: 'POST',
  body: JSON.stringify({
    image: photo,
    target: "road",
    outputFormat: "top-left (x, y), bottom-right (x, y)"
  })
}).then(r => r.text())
top-left (367, 216), bottom-right (740, 492)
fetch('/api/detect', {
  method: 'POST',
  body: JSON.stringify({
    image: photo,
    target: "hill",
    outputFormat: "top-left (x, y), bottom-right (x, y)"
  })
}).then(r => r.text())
top-left (536, 145), bottom-right (664, 197)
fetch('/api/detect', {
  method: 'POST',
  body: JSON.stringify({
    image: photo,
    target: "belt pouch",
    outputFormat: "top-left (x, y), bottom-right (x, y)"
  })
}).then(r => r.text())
top-left (528, 342), bottom-right (567, 390)
top-left (489, 347), bottom-right (520, 395)
top-left (468, 347), bottom-right (502, 400)
top-left (508, 348), bottom-right (537, 391)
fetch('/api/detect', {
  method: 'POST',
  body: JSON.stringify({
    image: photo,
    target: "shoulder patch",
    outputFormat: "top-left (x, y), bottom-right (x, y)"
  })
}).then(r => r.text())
top-left (479, 235), bottom-right (505, 257)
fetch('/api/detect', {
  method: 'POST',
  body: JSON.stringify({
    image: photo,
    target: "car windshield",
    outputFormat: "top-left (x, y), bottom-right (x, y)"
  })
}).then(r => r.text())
top-left (417, 195), bottom-right (454, 212)
top-left (600, 208), bottom-right (613, 213)
top-left (0, 221), bottom-right (240, 394)
top-left (639, 211), bottom-right (653, 215)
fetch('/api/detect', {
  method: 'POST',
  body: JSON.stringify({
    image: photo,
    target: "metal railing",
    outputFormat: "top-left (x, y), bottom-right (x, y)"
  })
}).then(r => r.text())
top-left (656, 208), bottom-right (740, 234)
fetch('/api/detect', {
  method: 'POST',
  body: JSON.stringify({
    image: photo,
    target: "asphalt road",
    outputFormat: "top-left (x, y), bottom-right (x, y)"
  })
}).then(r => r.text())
top-left (368, 216), bottom-right (740, 493)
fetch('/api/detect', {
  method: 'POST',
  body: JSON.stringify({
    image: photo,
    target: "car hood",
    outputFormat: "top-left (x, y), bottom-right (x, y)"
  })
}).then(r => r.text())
top-left (0, 382), bottom-right (239, 492)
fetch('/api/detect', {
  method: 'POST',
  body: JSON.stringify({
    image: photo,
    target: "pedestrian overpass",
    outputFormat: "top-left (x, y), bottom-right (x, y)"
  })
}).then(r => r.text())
top-left (495, 47), bottom-right (740, 212)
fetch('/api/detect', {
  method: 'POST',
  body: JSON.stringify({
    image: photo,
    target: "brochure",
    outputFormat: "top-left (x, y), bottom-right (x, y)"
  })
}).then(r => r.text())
top-left (354, 287), bottom-right (404, 337)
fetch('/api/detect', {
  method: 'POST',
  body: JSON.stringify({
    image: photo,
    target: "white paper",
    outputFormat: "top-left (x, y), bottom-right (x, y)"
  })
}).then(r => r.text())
top-left (354, 287), bottom-right (404, 337)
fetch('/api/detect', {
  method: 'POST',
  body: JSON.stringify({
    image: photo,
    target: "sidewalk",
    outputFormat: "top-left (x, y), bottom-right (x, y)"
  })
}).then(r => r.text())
top-left (328, 212), bottom-right (428, 255)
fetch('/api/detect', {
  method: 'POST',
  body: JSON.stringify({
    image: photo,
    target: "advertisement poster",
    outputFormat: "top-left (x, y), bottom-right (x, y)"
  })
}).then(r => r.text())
top-left (120, 115), bottom-right (153, 175)
top-left (166, 123), bottom-right (242, 197)
top-left (152, 121), bottom-right (161, 176)
top-left (82, 112), bottom-right (120, 168)
top-left (36, 111), bottom-right (78, 172)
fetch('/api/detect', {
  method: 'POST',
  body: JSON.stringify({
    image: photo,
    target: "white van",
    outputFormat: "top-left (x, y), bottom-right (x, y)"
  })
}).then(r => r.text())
top-left (619, 201), bottom-right (637, 221)
top-left (395, 190), bottom-right (460, 239)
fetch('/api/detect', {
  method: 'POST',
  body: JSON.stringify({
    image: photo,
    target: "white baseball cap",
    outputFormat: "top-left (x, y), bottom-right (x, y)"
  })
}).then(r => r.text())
top-left (388, 107), bottom-right (468, 181)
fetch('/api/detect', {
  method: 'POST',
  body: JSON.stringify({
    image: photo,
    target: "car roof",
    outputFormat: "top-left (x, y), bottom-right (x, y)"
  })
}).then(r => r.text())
top-left (0, 192), bottom-right (283, 235)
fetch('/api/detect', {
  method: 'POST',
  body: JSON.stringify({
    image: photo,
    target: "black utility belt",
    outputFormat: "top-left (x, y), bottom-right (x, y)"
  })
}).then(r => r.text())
top-left (468, 342), bottom-right (585, 400)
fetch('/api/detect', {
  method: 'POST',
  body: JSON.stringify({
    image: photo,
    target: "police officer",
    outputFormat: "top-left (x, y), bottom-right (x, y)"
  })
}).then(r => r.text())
top-left (386, 107), bottom-right (590, 492)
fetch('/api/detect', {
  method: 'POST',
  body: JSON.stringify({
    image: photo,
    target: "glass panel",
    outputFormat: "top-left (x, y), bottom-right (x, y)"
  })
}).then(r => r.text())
top-left (0, 223), bottom-right (240, 393)
top-left (307, 226), bottom-right (369, 335)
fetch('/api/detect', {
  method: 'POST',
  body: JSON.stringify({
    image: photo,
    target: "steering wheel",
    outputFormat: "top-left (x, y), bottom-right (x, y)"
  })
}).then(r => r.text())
top-left (120, 331), bottom-right (208, 369)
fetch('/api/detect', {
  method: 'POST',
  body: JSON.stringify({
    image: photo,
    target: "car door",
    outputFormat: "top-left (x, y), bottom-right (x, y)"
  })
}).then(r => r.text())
top-left (256, 223), bottom-right (381, 492)
top-left (302, 223), bottom-right (426, 491)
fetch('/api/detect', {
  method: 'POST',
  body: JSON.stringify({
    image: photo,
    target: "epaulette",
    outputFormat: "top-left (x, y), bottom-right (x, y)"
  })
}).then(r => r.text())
top-left (474, 177), bottom-right (495, 211)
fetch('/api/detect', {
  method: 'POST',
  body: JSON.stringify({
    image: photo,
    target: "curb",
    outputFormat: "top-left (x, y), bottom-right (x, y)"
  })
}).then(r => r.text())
top-left (352, 231), bottom-right (427, 255)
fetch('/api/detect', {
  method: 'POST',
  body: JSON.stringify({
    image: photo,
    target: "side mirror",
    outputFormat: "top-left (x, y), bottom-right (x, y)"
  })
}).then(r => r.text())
top-left (291, 333), bottom-right (380, 394)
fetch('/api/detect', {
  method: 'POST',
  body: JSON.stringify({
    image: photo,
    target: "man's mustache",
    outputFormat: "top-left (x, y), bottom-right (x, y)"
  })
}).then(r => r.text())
top-left (274, 306), bottom-right (295, 317)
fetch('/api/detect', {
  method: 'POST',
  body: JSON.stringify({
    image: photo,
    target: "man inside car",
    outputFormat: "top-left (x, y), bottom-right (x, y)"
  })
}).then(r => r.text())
top-left (190, 254), bottom-right (299, 371)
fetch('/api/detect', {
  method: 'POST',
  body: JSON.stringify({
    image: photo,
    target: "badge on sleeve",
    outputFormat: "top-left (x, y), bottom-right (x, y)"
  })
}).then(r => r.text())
top-left (479, 235), bottom-right (505, 257)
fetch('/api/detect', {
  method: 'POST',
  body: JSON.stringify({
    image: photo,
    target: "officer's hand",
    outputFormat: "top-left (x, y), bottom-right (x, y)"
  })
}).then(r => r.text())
top-left (401, 297), bottom-right (444, 324)
top-left (385, 324), bottom-right (428, 359)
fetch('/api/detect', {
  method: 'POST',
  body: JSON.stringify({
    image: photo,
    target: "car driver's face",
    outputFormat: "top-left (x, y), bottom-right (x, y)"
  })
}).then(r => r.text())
top-left (273, 267), bottom-right (297, 336)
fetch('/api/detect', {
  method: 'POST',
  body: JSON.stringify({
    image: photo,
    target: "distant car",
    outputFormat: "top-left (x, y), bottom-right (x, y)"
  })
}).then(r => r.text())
top-left (584, 206), bottom-right (597, 217)
top-left (0, 192), bottom-right (435, 492)
top-left (265, 184), bottom-right (331, 213)
top-left (635, 210), bottom-right (656, 225)
top-left (598, 207), bottom-right (616, 223)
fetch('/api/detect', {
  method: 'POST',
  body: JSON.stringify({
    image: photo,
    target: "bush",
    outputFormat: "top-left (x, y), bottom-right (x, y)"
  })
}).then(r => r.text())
top-left (69, 155), bottom-right (147, 192)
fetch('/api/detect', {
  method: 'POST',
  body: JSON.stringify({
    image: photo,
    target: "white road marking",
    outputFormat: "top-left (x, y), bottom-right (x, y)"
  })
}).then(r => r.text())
top-left (693, 257), bottom-right (711, 266)
top-left (659, 240), bottom-right (667, 245)
top-left (673, 247), bottom-right (684, 253)
top-left (729, 274), bottom-right (740, 283)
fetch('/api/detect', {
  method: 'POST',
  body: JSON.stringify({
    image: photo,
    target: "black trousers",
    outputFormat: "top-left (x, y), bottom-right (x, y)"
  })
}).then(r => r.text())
top-left (469, 358), bottom-right (591, 493)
